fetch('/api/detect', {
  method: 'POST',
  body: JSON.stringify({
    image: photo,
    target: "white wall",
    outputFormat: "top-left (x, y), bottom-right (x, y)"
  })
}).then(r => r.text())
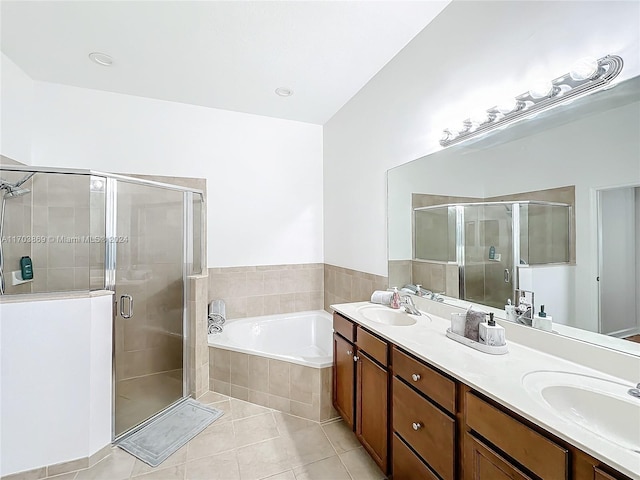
top-left (30, 81), bottom-right (323, 268)
top-left (324, 0), bottom-right (640, 277)
top-left (0, 52), bottom-right (33, 163)
top-left (0, 293), bottom-right (112, 476)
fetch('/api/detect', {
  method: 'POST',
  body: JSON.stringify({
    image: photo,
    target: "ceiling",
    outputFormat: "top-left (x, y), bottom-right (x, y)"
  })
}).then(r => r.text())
top-left (0, 1), bottom-right (450, 125)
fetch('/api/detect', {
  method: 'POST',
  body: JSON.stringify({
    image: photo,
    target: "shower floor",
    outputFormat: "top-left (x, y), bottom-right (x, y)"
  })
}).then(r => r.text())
top-left (115, 369), bottom-right (184, 437)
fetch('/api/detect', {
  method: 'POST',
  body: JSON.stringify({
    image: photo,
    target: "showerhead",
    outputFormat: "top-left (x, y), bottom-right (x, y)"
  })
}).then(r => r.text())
top-left (3, 187), bottom-right (30, 198)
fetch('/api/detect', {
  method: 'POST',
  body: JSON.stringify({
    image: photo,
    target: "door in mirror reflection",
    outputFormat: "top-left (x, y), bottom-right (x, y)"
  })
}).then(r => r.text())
top-left (463, 204), bottom-right (513, 309)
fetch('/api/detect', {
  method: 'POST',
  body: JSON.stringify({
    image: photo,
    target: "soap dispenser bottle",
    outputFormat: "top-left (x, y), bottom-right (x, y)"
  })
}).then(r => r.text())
top-left (390, 287), bottom-right (401, 309)
top-left (479, 313), bottom-right (506, 346)
top-left (533, 305), bottom-right (553, 332)
top-left (505, 298), bottom-right (517, 322)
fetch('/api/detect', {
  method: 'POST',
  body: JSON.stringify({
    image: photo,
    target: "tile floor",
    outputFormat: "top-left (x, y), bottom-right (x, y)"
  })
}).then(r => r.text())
top-left (29, 392), bottom-right (386, 480)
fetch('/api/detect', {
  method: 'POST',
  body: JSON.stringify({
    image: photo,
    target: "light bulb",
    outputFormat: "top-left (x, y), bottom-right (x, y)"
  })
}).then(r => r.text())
top-left (529, 80), bottom-right (554, 99)
top-left (468, 112), bottom-right (490, 126)
top-left (495, 98), bottom-right (519, 114)
top-left (570, 57), bottom-right (599, 81)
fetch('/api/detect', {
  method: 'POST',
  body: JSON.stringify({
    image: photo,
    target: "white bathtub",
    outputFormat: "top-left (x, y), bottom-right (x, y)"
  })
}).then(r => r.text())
top-left (207, 310), bottom-right (333, 368)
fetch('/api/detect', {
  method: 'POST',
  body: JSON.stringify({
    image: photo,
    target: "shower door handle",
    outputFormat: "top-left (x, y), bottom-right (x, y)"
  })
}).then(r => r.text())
top-left (120, 294), bottom-right (134, 319)
top-left (504, 269), bottom-right (510, 283)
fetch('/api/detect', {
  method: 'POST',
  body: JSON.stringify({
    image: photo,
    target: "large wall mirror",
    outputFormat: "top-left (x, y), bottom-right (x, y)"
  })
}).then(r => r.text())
top-left (387, 76), bottom-right (640, 356)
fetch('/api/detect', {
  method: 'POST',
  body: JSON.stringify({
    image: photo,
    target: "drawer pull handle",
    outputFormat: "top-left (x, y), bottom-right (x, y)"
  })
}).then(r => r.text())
top-left (353, 355), bottom-right (360, 362)
top-left (412, 422), bottom-right (423, 431)
top-left (347, 350), bottom-right (352, 356)
top-left (411, 373), bottom-right (421, 382)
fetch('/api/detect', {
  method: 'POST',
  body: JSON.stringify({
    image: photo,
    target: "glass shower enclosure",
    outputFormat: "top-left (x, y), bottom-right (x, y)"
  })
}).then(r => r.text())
top-left (0, 165), bottom-right (204, 439)
top-left (413, 201), bottom-right (571, 309)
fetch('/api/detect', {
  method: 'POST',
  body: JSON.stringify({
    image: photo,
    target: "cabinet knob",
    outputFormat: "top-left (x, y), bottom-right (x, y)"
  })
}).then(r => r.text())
top-left (353, 355), bottom-right (360, 362)
top-left (347, 350), bottom-right (352, 356)
top-left (411, 373), bottom-right (421, 382)
top-left (412, 422), bottom-right (423, 431)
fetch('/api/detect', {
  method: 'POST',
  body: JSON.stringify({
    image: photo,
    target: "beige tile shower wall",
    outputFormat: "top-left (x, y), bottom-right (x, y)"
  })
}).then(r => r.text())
top-left (323, 264), bottom-right (388, 311)
top-left (208, 347), bottom-right (337, 422)
top-left (208, 264), bottom-right (324, 319)
top-left (189, 274), bottom-right (209, 398)
top-left (388, 260), bottom-right (412, 290)
top-left (411, 261), bottom-right (459, 298)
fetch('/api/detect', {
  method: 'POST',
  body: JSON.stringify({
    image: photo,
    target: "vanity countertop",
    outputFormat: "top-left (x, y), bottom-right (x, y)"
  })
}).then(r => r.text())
top-left (332, 301), bottom-right (640, 480)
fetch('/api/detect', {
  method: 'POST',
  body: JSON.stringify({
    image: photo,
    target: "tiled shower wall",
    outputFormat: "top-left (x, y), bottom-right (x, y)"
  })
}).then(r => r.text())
top-left (207, 264), bottom-right (324, 319)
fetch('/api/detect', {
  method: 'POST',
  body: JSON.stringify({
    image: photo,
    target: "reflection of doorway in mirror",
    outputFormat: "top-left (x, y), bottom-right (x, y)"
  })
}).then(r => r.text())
top-left (597, 186), bottom-right (640, 341)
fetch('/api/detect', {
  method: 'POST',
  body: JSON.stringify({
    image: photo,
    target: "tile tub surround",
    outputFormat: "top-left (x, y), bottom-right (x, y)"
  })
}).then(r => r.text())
top-left (323, 264), bottom-right (388, 312)
top-left (208, 264), bottom-right (323, 319)
top-left (188, 274), bottom-right (209, 398)
top-left (209, 348), bottom-right (337, 422)
top-left (1, 392), bottom-right (385, 480)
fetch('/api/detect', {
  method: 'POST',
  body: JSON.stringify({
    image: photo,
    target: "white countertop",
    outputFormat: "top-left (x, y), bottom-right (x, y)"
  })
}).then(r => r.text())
top-left (332, 301), bottom-right (640, 480)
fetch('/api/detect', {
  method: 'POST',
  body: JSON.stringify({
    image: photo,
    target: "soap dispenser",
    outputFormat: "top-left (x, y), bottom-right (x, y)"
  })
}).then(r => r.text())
top-left (533, 305), bottom-right (553, 332)
top-left (479, 313), bottom-right (506, 346)
top-left (390, 287), bottom-right (401, 309)
top-left (505, 298), bottom-right (517, 322)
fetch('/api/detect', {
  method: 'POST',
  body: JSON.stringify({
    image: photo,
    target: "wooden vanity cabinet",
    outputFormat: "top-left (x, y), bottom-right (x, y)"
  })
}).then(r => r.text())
top-left (332, 312), bottom-right (389, 474)
top-left (391, 346), bottom-right (457, 480)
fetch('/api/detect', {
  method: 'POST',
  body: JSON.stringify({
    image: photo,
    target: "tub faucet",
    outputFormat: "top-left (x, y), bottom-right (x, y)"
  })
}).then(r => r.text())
top-left (400, 295), bottom-right (421, 316)
top-left (628, 383), bottom-right (640, 399)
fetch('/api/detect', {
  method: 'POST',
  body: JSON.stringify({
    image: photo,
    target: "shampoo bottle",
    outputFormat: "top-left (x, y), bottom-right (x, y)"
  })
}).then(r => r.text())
top-left (533, 305), bottom-right (553, 332)
top-left (479, 313), bottom-right (506, 346)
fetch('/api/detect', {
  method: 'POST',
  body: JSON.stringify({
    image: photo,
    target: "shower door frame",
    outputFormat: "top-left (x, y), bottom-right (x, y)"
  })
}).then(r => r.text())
top-left (0, 165), bottom-right (206, 442)
top-left (104, 174), bottom-right (204, 442)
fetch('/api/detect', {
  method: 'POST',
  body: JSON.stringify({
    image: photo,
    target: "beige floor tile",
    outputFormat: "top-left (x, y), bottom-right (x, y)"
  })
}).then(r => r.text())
top-left (339, 447), bottom-right (385, 480)
top-left (196, 391), bottom-right (230, 404)
top-left (292, 456), bottom-right (350, 480)
top-left (186, 422), bottom-right (236, 461)
top-left (185, 451), bottom-right (240, 480)
top-left (272, 412), bottom-right (317, 436)
top-left (209, 400), bottom-right (232, 424)
top-left (130, 445), bottom-right (187, 477)
top-left (74, 448), bottom-right (136, 480)
top-left (236, 438), bottom-right (291, 480)
top-left (321, 420), bottom-right (360, 454)
top-left (3, 466), bottom-right (47, 480)
top-left (233, 413), bottom-right (279, 448)
top-left (132, 464), bottom-right (185, 480)
top-left (230, 398), bottom-right (272, 420)
top-left (280, 425), bottom-right (335, 469)
top-left (258, 471), bottom-right (295, 480)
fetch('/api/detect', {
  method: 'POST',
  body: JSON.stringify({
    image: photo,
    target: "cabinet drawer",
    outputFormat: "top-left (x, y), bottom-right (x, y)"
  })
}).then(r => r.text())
top-left (465, 392), bottom-right (568, 480)
top-left (393, 377), bottom-right (455, 480)
top-left (333, 312), bottom-right (355, 343)
top-left (356, 326), bottom-right (387, 365)
top-left (392, 347), bottom-right (456, 413)
top-left (392, 433), bottom-right (438, 480)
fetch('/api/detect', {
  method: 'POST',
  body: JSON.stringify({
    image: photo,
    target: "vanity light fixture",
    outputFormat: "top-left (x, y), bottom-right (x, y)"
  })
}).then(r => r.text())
top-left (440, 55), bottom-right (623, 147)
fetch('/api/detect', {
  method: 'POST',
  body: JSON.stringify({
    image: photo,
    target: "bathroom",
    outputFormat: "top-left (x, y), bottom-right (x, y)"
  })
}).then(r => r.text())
top-left (1, 1), bottom-right (639, 479)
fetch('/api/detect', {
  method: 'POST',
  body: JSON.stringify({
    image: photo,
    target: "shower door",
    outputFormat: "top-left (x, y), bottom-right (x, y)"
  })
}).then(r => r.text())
top-left (462, 204), bottom-right (514, 309)
top-left (112, 180), bottom-right (186, 438)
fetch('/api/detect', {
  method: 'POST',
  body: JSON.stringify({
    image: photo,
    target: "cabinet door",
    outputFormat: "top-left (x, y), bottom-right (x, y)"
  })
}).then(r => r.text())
top-left (356, 352), bottom-right (388, 472)
top-left (465, 434), bottom-right (533, 480)
top-left (333, 333), bottom-right (355, 428)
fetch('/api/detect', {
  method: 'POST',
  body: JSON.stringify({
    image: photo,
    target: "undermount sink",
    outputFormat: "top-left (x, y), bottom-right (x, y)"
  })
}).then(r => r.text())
top-left (356, 304), bottom-right (422, 326)
top-left (522, 370), bottom-right (640, 453)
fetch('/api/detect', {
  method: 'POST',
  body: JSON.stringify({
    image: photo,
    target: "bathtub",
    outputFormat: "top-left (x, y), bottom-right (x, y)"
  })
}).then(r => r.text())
top-left (207, 310), bottom-right (333, 368)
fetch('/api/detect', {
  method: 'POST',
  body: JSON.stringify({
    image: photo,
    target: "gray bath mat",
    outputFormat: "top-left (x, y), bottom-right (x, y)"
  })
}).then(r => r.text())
top-left (117, 398), bottom-right (223, 467)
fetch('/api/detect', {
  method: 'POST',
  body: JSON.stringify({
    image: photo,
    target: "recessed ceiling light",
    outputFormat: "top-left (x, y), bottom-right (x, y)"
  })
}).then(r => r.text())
top-left (89, 52), bottom-right (113, 67)
top-left (275, 87), bottom-right (293, 97)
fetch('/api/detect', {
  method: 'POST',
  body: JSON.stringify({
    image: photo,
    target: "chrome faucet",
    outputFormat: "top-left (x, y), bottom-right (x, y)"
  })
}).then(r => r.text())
top-left (629, 383), bottom-right (640, 399)
top-left (400, 295), bottom-right (421, 316)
